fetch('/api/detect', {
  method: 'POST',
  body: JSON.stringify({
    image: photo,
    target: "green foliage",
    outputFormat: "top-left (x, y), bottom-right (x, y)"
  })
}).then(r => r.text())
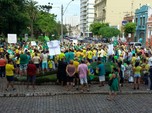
top-left (99, 26), bottom-right (120, 38)
top-left (90, 22), bottom-right (109, 36)
top-left (0, 0), bottom-right (29, 36)
top-left (0, 0), bottom-right (67, 38)
top-left (124, 22), bottom-right (136, 34)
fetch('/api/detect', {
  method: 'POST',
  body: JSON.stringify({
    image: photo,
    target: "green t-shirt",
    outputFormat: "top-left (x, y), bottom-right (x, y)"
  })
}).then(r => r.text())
top-left (20, 54), bottom-right (28, 64)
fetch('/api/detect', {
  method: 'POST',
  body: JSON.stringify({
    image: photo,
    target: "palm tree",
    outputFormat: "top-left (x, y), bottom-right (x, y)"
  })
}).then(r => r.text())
top-left (26, 0), bottom-right (38, 38)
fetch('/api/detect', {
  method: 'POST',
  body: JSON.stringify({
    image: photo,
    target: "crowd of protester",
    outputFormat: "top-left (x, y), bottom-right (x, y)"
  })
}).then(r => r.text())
top-left (0, 40), bottom-right (152, 100)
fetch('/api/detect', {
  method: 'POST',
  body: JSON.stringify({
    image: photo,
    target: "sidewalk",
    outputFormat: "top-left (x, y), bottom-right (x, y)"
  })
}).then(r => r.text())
top-left (0, 78), bottom-right (151, 97)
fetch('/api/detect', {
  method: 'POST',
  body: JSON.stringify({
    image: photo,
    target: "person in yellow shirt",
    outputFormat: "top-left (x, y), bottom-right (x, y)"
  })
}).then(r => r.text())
top-left (59, 52), bottom-right (65, 61)
top-left (5, 60), bottom-right (16, 91)
top-left (133, 62), bottom-right (142, 90)
top-left (131, 54), bottom-right (137, 66)
top-left (73, 58), bottom-right (80, 89)
top-left (87, 49), bottom-right (93, 62)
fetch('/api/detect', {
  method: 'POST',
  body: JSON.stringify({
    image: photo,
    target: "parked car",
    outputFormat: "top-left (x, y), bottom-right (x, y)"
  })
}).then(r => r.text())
top-left (128, 42), bottom-right (142, 48)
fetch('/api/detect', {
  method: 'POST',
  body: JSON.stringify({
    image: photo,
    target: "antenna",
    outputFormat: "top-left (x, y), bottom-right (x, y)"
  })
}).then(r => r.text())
top-left (131, 0), bottom-right (134, 16)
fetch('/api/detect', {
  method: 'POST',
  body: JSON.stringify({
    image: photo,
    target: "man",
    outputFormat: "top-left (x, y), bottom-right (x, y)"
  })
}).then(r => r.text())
top-left (78, 60), bottom-right (89, 92)
top-left (96, 60), bottom-right (105, 87)
top-left (41, 51), bottom-right (48, 74)
top-left (20, 52), bottom-right (28, 76)
top-left (0, 55), bottom-right (6, 78)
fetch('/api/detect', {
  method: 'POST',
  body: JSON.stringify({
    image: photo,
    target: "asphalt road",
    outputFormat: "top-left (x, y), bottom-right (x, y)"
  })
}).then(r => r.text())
top-left (0, 94), bottom-right (152, 113)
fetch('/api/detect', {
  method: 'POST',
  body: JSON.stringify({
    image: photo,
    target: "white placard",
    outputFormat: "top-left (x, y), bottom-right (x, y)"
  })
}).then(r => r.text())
top-left (47, 40), bottom-right (60, 48)
top-left (7, 34), bottom-right (17, 43)
top-left (31, 41), bottom-right (37, 46)
top-left (48, 40), bottom-right (61, 56)
top-left (128, 33), bottom-right (131, 38)
top-left (73, 39), bottom-right (78, 44)
top-left (49, 46), bottom-right (61, 56)
top-left (108, 44), bottom-right (114, 55)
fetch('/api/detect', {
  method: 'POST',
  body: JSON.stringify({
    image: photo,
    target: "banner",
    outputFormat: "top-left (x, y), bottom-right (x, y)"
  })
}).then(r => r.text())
top-left (7, 34), bottom-right (17, 43)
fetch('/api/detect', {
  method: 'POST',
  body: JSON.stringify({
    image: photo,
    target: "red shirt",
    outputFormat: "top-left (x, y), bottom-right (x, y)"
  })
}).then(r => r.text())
top-left (0, 58), bottom-right (6, 67)
top-left (27, 64), bottom-right (37, 76)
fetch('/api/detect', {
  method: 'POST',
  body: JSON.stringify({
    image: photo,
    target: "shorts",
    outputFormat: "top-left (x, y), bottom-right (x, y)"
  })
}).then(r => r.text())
top-left (80, 76), bottom-right (88, 85)
top-left (67, 76), bottom-right (74, 82)
top-left (42, 62), bottom-right (48, 69)
top-left (6, 76), bottom-right (14, 82)
top-left (27, 75), bottom-right (36, 82)
top-left (20, 64), bottom-right (27, 70)
top-left (134, 74), bottom-right (141, 78)
top-left (99, 75), bottom-right (105, 82)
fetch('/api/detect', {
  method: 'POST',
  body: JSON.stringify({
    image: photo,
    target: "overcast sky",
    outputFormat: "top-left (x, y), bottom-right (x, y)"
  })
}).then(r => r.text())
top-left (35, 0), bottom-right (80, 26)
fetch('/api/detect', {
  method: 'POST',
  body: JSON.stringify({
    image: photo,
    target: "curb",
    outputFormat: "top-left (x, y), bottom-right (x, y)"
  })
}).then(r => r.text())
top-left (0, 91), bottom-right (152, 97)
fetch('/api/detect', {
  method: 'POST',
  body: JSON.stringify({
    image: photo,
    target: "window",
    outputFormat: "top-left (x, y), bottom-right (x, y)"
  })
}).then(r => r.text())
top-left (143, 17), bottom-right (145, 25)
top-left (140, 17), bottom-right (142, 26)
top-left (136, 18), bottom-right (138, 24)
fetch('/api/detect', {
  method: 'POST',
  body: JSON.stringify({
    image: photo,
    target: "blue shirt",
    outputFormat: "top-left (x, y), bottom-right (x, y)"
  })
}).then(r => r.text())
top-left (98, 64), bottom-right (105, 76)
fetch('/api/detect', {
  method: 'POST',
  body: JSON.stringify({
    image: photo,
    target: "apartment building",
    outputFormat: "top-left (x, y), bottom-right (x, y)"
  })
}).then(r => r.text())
top-left (80, 0), bottom-right (94, 36)
top-left (94, 0), bottom-right (152, 27)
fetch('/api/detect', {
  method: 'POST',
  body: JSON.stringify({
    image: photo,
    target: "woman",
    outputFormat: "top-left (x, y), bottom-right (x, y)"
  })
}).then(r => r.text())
top-left (5, 60), bottom-right (15, 91)
top-left (66, 60), bottom-right (76, 91)
top-left (133, 61), bottom-right (142, 90)
top-left (27, 60), bottom-right (37, 90)
top-left (107, 68), bottom-right (119, 101)
top-left (32, 53), bottom-right (41, 74)
top-left (57, 58), bottom-right (67, 86)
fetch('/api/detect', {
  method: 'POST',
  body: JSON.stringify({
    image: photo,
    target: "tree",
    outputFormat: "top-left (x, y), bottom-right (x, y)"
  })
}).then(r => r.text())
top-left (124, 22), bottom-right (136, 35)
top-left (26, 0), bottom-right (38, 38)
top-left (99, 26), bottom-right (120, 38)
top-left (36, 11), bottom-right (57, 36)
top-left (0, 0), bottom-right (29, 36)
top-left (90, 22), bottom-right (109, 36)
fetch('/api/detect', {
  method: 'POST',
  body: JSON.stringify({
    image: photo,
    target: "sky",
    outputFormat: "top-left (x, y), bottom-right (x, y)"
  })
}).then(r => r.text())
top-left (35, 0), bottom-right (80, 26)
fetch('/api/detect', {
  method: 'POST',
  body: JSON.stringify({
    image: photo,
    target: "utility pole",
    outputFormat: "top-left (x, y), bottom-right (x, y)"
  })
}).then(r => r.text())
top-left (60, 0), bottom-right (74, 41)
top-left (61, 5), bottom-right (63, 40)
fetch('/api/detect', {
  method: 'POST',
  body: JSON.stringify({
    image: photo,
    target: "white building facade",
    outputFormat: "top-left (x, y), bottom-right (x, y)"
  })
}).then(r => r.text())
top-left (80, 0), bottom-right (94, 36)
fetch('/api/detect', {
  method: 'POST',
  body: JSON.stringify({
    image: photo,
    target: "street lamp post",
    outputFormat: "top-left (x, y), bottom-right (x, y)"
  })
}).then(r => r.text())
top-left (61, 0), bottom-right (74, 41)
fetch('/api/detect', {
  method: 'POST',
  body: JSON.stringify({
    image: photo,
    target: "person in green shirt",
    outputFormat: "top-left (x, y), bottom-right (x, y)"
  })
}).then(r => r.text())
top-left (20, 52), bottom-right (28, 76)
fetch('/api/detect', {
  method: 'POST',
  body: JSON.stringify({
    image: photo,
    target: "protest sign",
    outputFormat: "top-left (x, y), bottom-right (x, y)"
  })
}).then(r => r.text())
top-left (8, 34), bottom-right (17, 43)
top-left (108, 44), bottom-right (114, 55)
top-left (31, 41), bottom-right (37, 46)
top-left (48, 40), bottom-right (61, 56)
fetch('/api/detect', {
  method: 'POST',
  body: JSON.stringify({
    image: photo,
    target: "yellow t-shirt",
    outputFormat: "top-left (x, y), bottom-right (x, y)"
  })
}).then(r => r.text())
top-left (15, 49), bottom-right (19, 54)
top-left (16, 58), bottom-right (20, 64)
top-left (145, 64), bottom-right (150, 71)
top-left (59, 53), bottom-right (65, 60)
top-left (87, 51), bottom-right (93, 59)
top-left (131, 57), bottom-right (136, 65)
top-left (48, 60), bottom-right (53, 69)
top-left (93, 50), bottom-right (97, 57)
top-left (134, 66), bottom-right (142, 74)
top-left (73, 60), bottom-right (79, 72)
top-left (0, 48), bottom-right (4, 52)
top-left (6, 64), bottom-right (14, 76)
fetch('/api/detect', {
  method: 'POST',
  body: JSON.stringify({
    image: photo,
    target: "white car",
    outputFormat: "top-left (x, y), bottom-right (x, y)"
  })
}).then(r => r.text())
top-left (129, 42), bottom-right (142, 48)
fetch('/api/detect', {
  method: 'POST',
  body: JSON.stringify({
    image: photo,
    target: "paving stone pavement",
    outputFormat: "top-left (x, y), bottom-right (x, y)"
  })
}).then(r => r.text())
top-left (0, 78), bottom-right (152, 97)
top-left (0, 94), bottom-right (152, 113)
